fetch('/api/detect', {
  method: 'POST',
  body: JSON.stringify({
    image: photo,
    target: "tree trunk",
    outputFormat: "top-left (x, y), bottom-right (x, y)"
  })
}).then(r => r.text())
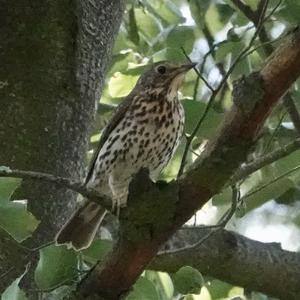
top-left (0, 0), bottom-right (124, 293)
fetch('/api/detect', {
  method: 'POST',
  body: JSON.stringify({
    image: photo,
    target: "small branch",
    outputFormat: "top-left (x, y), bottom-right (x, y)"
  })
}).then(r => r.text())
top-left (181, 47), bottom-right (215, 93)
top-left (0, 169), bottom-right (112, 211)
top-left (263, 110), bottom-right (287, 154)
top-left (231, 137), bottom-right (300, 182)
top-left (241, 164), bottom-right (300, 200)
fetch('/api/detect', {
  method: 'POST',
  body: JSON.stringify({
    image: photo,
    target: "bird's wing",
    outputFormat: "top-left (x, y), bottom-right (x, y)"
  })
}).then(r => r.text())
top-left (85, 93), bottom-right (134, 184)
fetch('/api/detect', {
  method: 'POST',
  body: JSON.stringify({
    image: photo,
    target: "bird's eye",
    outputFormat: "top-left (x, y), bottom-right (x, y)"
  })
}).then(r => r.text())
top-left (156, 65), bottom-right (167, 74)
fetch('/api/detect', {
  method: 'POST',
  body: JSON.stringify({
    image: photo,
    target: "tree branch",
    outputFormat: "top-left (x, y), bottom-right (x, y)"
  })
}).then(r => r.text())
top-left (72, 27), bottom-right (300, 300)
top-left (0, 169), bottom-right (112, 211)
top-left (230, 0), bottom-right (300, 135)
top-left (231, 137), bottom-right (300, 182)
top-left (150, 228), bottom-right (300, 300)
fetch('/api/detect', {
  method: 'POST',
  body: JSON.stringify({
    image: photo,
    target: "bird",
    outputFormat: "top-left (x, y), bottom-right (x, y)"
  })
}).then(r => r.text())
top-left (55, 60), bottom-right (196, 250)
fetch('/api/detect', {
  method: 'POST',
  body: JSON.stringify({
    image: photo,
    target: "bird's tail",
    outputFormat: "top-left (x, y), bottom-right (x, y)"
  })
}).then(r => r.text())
top-left (55, 201), bottom-right (106, 251)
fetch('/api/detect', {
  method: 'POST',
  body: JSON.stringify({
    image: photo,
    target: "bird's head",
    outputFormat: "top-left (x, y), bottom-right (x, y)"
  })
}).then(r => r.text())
top-left (136, 61), bottom-right (197, 100)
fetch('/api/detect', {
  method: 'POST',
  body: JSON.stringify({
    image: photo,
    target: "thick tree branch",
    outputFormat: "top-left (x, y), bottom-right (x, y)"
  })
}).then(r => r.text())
top-left (231, 0), bottom-right (300, 135)
top-left (150, 228), bottom-right (300, 300)
top-left (72, 27), bottom-right (300, 300)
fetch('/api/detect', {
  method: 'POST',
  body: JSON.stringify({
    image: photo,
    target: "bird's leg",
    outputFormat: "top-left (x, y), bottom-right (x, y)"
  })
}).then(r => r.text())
top-left (113, 190), bottom-right (128, 217)
top-left (109, 175), bottom-right (128, 217)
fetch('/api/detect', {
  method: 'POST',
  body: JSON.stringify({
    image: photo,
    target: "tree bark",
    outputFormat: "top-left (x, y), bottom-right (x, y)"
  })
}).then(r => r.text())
top-left (151, 228), bottom-right (300, 300)
top-left (0, 0), bottom-right (124, 293)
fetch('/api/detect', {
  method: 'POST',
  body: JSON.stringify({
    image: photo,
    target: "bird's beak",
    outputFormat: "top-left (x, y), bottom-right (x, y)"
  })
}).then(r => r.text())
top-left (178, 62), bottom-right (197, 73)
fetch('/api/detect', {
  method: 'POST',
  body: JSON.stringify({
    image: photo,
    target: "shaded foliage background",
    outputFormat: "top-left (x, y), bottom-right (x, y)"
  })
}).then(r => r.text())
top-left (1, 0), bottom-right (300, 299)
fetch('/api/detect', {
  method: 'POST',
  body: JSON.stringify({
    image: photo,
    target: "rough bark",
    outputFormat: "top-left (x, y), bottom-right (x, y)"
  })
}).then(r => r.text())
top-left (0, 0), bottom-right (124, 293)
top-left (74, 28), bottom-right (300, 300)
top-left (151, 228), bottom-right (300, 300)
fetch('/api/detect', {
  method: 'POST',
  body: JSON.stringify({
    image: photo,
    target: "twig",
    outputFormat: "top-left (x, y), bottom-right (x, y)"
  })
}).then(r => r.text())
top-left (181, 47), bottom-right (215, 93)
top-left (192, 75), bottom-right (200, 101)
top-left (0, 168), bottom-right (112, 210)
top-left (231, 138), bottom-right (300, 183)
top-left (241, 164), bottom-right (300, 201)
top-left (263, 109), bottom-right (287, 154)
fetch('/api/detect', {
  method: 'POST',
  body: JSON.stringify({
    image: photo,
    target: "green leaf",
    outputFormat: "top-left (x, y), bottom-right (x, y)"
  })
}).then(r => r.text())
top-left (145, 0), bottom-right (185, 24)
top-left (145, 271), bottom-right (174, 300)
top-left (189, 0), bottom-right (211, 27)
top-left (109, 51), bottom-right (137, 76)
top-left (128, 7), bottom-right (140, 45)
top-left (241, 151), bottom-right (300, 212)
top-left (108, 72), bottom-right (139, 98)
top-left (43, 285), bottom-right (75, 300)
top-left (127, 277), bottom-right (160, 300)
top-left (278, 0), bottom-right (300, 23)
top-left (212, 187), bottom-right (232, 206)
top-left (34, 245), bottom-right (78, 290)
top-left (205, 4), bottom-right (228, 33)
top-left (205, 279), bottom-right (243, 299)
top-left (2, 268), bottom-right (28, 300)
top-left (0, 176), bottom-right (21, 200)
top-left (216, 3), bottom-right (235, 24)
top-left (82, 239), bottom-right (113, 265)
top-left (173, 266), bottom-right (203, 295)
top-left (0, 177), bottom-right (39, 242)
top-left (113, 28), bottom-right (137, 54)
top-left (152, 48), bottom-right (187, 63)
top-left (166, 26), bottom-right (195, 53)
top-left (182, 100), bottom-right (223, 139)
top-left (273, 150), bottom-right (300, 183)
top-left (134, 8), bottom-right (162, 42)
top-left (230, 50), bottom-right (251, 80)
top-left (243, 176), bottom-right (295, 213)
top-left (215, 41), bottom-right (238, 63)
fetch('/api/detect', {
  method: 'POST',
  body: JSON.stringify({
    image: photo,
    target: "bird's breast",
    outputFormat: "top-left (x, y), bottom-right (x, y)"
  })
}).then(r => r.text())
top-left (89, 98), bottom-right (185, 190)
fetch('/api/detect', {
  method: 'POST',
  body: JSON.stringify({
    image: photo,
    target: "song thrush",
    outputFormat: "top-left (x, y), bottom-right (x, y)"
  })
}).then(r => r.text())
top-left (56, 61), bottom-right (196, 250)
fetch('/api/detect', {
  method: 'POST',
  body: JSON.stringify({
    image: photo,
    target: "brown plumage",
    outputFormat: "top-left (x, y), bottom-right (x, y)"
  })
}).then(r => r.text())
top-left (55, 61), bottom-right (196, 250)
